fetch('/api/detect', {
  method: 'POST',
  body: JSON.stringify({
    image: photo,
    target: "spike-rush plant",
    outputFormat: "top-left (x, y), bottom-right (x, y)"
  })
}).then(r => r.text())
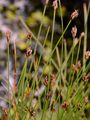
top-left (0, 0), bottom-right (90, 120)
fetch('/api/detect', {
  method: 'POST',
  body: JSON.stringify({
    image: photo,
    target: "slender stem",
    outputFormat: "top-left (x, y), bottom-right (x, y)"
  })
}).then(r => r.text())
top-left (58, 0), bottom-right (64, 64)
top-left (56, 41), bottom-right (78, 84)
top-left (28, 4), bottom-right (47, 74)
top-left (26, 4), bottom-right (48, 110)
top-left (58, 0), bottom-right (64, 33)
top-left (83, 3), bottom-right (88, 72)
top-left (64, 39), bottom-right (67, 80)
top-left (7, 41), bottom-right (10, 118)
top-left (68, 41), bottom-right (74, 84)
top-left (37, 5), bottom-right (47, 39)
top-left (19, 17), bottom-right (42, 48)
top-left (39, 20), bottom-right (72, 84)
top-left (51, 20), bottom-right (72, 56)
top-left (70, 36), bottom-right (82, 85)
top-left (56, 0), bottom-right (64, 105)
top-left (34, 26), bottom-right (50, 78)
top-left (87, 1), bottom-right (90, 22)
top-left (48, 9), bottom-right (56, 107)
top-left (13, 40), bottom-right (17, 92)
top-left (76, 37), bottom-right (81, 63)
top-left (48, 9), bottom-right (56, 92)
top-left (51, 9), bottom-right (56, 50)
top-left (56, 47), bottom-right (61, 67)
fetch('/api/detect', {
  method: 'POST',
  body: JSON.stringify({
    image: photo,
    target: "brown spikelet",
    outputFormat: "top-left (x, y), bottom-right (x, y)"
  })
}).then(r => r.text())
top-left (85, 51), bottom-right (90, 60)
top-left (44, 76), bottom-right (48, 86)
top-left (70, 10), bottom-right (79, 20)
top-left (61, 101), bottom-right (69, 110)
top-left (5, 31), bottom-right (11, 43)
top-left (26, 47), bottom-right (32, 57)
top-left (45, 0), bottom-right (49, 5)
top-left (27, 32), bottom-right (32, 40)
top-left (52, 0), bottom-right (58, 10)
top-left (71, 25), bottom-right (77, 38)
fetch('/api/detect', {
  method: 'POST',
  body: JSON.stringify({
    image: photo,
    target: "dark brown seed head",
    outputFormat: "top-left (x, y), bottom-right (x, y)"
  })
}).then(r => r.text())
top-left (77, 103), bottom-right (82, 110)
top-left (61, 101), bottom-right (69, 110)
top-left (85, 51), bottom-right (90, 60)
top-left (72, 61), bottom-right (81, 73)
top-left (29, 108), bottom-right (35, 117)
top-left (83, 72), bottom-right (90, 81)
top-left (46, 91), bottom-right (52, 100)
top-left (44, 76), bottom-right (48, 86)
top-left (26, 47), bottom-right (32, 57)
top-left (27, 32), bottom-right (32, 40)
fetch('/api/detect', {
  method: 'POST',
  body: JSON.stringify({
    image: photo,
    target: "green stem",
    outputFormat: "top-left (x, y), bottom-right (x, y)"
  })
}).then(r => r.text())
top-left (64, 39), bottom-right (67, 80)
top-left (39, 20), bottom-right (72, 84)
top-left (28, 4), bottom-right (47, 74)
top-left (68, 41), bottom-right (74, 84)
top-left (37, 5), bottom-right (47, 39)
top-left (19, 17), bottom-right (42, 48)
top-left (33, 26), bottom-right (50, 81)
top-left (51, 20), bottom-right (72, 57)
top-left (58, 0), bottom-right (64, 64)
top-left (83, 3), bottom-right (88, 72)
top-left (48, 9), bottom-right (56, 93)
top-left (51, 9), bottom-right (56, 50)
